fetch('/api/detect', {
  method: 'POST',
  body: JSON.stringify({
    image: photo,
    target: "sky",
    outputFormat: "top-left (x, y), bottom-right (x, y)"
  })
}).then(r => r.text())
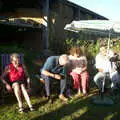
top-left (69, 0), bottom-right (120, 21)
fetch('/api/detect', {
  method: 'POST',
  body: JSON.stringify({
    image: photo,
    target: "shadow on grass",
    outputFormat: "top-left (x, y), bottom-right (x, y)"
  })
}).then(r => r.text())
top-left (33, 97), bottom-right (50, 111)
top-left (30, 89), bottom-right (120, 120)
top-left (0, 95), bottom-right (17, 105)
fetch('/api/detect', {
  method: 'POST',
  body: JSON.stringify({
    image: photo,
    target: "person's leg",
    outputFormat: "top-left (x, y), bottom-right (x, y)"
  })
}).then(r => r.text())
top-left (110, 71), bottom-right (120, 89)
top-left (70, 72), bottom-right (83, 97)
top-left (41, 74), bottom-right (51, 97)
top-left (59, 77), bottom-right (68, 101)
top-left (70, 72), bottom-right (81, 91)
top-left (20, 84), bottom-right (33, 109)
top-left (94, 72), bottom-right (106, 90)
top-left (60, 77), bottom-right (66, 95)
top-left (12, 83), bottom-right (23, 112)
top-left (80, 71), bottom-right (89, 94)
top-left (65, 70), bottom-right (72, 97)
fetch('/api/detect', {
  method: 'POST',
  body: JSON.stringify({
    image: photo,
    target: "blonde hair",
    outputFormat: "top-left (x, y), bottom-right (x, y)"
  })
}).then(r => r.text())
top-left (10, 53), bottom-right (20, 62)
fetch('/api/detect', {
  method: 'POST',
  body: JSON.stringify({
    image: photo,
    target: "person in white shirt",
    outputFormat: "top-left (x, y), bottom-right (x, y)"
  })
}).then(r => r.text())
top-left (94, 45), bottom-right (119, 92)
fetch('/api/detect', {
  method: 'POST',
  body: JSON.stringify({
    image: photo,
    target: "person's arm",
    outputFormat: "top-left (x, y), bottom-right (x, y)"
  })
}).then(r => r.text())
top-left (41, 56), bottom-right (62, 80)
top-left (80, 56), bottom-right (88, 72)
top-left (82, 65), bottom-right (87, 71)
top-left (41, 70), bottom-right (61, 80)
top-left (1, 66), bottom-right (12, 92)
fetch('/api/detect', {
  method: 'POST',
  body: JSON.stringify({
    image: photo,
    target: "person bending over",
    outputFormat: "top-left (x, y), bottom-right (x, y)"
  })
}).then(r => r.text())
top-left (41, 54), bottom-right (69, 102)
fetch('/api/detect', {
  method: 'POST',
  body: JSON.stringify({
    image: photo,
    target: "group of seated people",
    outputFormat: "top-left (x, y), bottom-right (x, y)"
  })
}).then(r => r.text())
top-left (0, 45), bottom-right (120, 113)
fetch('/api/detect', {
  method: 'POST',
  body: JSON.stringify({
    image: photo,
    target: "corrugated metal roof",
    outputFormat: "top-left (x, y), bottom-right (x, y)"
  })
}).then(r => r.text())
top-left (0, 17), bottom-right (46, 28)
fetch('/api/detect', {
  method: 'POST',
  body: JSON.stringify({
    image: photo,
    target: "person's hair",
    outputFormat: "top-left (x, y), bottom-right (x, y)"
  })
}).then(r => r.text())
top-left (99, 41), bottom-right (107, 47)
top-left (10, 53), bottom-right (20, 62)
top-left (69, 46), bottom-right (83, 56)
top-left (59, 54), bottom-right (69, 65)
top-left (99, 44), bottom-right (107, 50)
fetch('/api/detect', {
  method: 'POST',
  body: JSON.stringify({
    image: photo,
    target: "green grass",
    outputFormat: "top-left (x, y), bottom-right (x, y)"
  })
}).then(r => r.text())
top-left (0, 88), bottom-right (120, 120)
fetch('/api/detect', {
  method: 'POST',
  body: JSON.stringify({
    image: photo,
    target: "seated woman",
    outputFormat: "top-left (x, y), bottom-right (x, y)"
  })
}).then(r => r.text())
top-left (1, 53), bottom-right (34, 113)
top-left (68, 46), bottom-right (89, 96)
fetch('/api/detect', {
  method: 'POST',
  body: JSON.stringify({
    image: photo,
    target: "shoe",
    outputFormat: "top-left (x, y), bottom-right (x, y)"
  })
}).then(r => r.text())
top-left (75, 93), bottom-right (82, 97)
top-left (18, 107), bottom-right (24, 113)
top-left (47, 96), bottom-right (53, 103)
top-left (83, 93), bottom-right (88, 96)
top-left (30, 107), bottom-right (35, 111)
top-left (59, 94), bottom-right (68, 101)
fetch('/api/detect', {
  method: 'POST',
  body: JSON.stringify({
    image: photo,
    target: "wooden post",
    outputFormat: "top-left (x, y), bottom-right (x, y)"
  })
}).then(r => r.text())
top-left (43, 0), bottom-right (49, 50)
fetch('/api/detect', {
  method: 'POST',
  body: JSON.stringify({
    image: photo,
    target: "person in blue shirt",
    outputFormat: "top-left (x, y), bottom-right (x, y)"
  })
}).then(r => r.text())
top-left (41, 54), bottom-right (69, 102)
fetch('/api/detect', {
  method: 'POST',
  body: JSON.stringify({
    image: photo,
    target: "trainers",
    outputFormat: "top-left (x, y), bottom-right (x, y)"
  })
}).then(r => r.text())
top-left (83, 93), bottom-right (88, 97)
top-left (59, 94), bottom-right (68, 101)
top-left (75, 93), bottom-right (82, 97)
top-left (30, 107), bottom-right (35, 111)
top-left (18, 107), bottom-right (24, 113)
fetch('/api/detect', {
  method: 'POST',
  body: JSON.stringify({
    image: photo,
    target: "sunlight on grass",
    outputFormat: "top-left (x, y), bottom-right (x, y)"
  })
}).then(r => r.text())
top-left (61, 106), bottom-right (88, 120)
top-left (104, 112), bottom-right (117, 120)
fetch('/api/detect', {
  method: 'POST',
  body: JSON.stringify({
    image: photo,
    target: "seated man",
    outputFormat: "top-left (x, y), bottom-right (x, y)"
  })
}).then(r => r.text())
top-left (94, 45), bottom-right (120, 93)
top-left (41, 54), bottom-right (69, 102)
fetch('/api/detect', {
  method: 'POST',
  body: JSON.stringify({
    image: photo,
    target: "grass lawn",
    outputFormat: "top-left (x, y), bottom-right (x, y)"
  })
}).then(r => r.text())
top-left (0, 87), bottom-right (120, 120)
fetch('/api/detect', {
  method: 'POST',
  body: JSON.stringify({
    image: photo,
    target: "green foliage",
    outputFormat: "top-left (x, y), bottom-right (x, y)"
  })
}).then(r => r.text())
top-left (64, 37), bottom-right (120, 58)
top-left (64, 38), bottom-right (101, 58)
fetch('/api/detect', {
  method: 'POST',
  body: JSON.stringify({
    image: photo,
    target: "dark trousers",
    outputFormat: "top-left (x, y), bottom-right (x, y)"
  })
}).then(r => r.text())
top-left (41, 74), bottom-right (66, 96)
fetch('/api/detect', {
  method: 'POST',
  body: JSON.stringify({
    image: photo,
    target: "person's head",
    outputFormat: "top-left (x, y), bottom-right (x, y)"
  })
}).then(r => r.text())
top-left (99, 45), bottom-right (107, 56)
top-left (69, 46), bottom-right (83, 57)
top-left (59, 54), bottom-right (69, 66)
top-left (10, 53), bottom-right (20, 66)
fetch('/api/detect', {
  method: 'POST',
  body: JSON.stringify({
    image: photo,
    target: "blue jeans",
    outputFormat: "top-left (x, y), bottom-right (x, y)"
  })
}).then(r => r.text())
top-left (94, 71), bottom-right (119, 90)
top-left (94, 72), bottom-right (107, 90)
top-left (41, 74), bottom-right (66, 96)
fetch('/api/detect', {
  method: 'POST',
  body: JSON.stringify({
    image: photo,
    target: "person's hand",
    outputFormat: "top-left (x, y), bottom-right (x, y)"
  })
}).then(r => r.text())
top-left (98, 68), bottom-right (103, 72)
top-left (27, 83), bottom-right (31, 90)
top-left (26, 78), bottom-right (31, 89)
top-left (5, 84), bottom-right (12, 92)
top-left (54, 74), bottom-right (61, 80)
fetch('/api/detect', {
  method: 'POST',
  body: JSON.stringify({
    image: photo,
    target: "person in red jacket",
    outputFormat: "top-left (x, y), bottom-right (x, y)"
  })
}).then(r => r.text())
top-left (1, 53), bottom-right (34, 113)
